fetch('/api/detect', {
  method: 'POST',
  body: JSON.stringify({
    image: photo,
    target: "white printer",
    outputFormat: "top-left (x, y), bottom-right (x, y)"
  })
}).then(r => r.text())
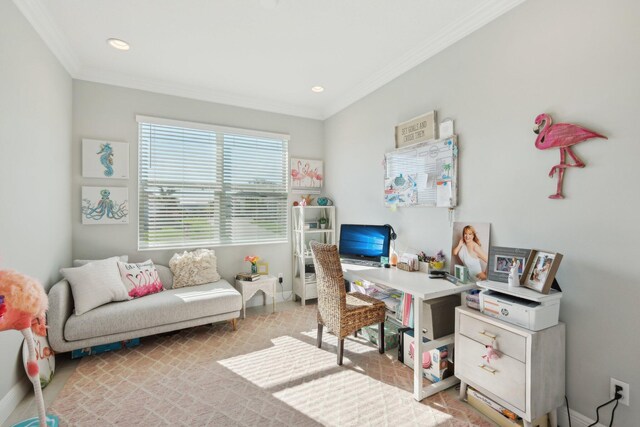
top-left (477, 280), bottom-right (562, 331)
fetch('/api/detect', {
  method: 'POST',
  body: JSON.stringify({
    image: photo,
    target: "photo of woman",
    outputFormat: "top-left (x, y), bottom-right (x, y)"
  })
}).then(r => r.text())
top-left (451, 223), bottom-right (491, 281)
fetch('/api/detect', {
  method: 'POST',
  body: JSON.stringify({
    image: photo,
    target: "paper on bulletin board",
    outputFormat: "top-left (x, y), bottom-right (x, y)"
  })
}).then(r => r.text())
top-left (436, 180), bottom-right (452, 207)
top-left (384, 174), bottom-right (418, 207)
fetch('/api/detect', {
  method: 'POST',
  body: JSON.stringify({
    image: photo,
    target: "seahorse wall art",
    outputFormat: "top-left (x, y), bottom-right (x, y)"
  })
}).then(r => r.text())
top-left (82, 139), bottom-right (130, 179)
top-left (97, 143), bottom-right (114, 177)
top-left (81, 187), bottom-right (129, 224)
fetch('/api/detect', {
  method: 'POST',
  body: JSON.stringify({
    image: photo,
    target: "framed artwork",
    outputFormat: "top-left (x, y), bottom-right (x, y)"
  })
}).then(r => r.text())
top-left (487, 246), bottom-right (532, 283)
top-left (395, 111), bottom-right (436, 148)
top-left (450, 222), bottom-right (491, 281)
top-left (291, 158), bottom-right (323, 193)
top-left (257, 262), bottom-right (269, 275)
top-left (82, 139), bottom-right (129, 179)
top-left (81, 187), bottom-right (129, 225)
top-left (521, 250), bottom-right (563, 294)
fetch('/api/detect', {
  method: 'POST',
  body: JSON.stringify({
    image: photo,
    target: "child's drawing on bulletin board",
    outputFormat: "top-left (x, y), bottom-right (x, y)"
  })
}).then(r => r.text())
top-left (384, 173), bottom-right (417, 207)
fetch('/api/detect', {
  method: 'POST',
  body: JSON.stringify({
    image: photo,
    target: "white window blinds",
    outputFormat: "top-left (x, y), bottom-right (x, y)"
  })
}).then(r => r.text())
top-left (137, 116), bottom-right (289, 250)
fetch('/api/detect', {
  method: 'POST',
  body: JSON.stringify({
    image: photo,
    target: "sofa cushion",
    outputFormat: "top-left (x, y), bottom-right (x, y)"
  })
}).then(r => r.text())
top-left (156, 265), bottom-right (173, 290)
top-left (61, 257), bottom-right (131, 315)
top-left (73, 255), bottom-right (128, 267)
top-left (64, 279), bottom-right (241, 341)
top-left (170, 249), bottom-right (220, 289)
top-left (117, 260), bottom-right (164, 298)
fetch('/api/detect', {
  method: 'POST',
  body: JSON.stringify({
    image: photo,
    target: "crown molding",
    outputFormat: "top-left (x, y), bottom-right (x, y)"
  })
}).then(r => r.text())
top-left (75, 67), bottom-right (325, 120)
top-left (323, 0), bottom-right (527, 119)
top-left (12, 0), bottom-right (80, 75)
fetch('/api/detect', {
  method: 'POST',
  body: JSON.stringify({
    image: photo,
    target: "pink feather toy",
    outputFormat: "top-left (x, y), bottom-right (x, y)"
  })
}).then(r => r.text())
top-left (0, 270), bottom-right (57, 427)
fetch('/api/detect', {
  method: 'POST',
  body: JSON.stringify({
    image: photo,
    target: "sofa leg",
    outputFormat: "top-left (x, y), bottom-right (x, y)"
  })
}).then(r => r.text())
top-left (317, 323), bottom-right (323, 348)
top-left (231, 318), bottom-right (238, 331)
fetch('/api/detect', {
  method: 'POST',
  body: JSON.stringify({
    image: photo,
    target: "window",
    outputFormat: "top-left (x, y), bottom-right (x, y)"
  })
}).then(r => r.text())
top-left (137, 116), bottom-right (289, 250)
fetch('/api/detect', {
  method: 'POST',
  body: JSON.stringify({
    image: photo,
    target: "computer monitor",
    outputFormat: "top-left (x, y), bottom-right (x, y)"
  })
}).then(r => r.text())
top-left (339, 224), bottom-right (391, 264)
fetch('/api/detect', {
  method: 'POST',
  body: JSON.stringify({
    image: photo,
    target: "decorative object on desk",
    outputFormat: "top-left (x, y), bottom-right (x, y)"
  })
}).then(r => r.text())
top-left (395, 111), bottom-right (436, 148)
top-left (291, 158), bottom-right (323, 193)
top-left (429, 250), bottom-right (446, 271)
top-left (397, 253), bottom-right (419, 272)
top-left (244, 256), bottom-right (260, 274)
top-left (299, 194), bottom-right (315, 206)
top-left (439, 118), bottom-right (454, 139)
top-left (454, 265), bottom-right (470, 284)
top-left (482, 344), bottom-right (501, 364)
top-left (507, 262), bottom-right (520, 288)
top-left (22, 319), bottom-right (55, 389)
top-left (0, 270), bottom-right (59, 427)
top-left (451, 222), bottom-right (490, 281)
top-left (257, 262), bottom-right (269, 275)
top-left (487, 246), bottom-right (530, 283)
top-left (521, 250), bottom-right (563, 294)
top-left (81, 187), bottom-right (129, 224)
top-left (316, 197), bottom-right (333, 206)
top-left (82, 139), bottom-right (129, 179)
top-left (318, 216), bottom-right (328, 229)
top-left (533, 113), bottom-right (607, 199)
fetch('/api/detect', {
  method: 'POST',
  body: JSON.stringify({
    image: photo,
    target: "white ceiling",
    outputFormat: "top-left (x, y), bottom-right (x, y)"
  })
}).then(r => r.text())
top-left (16, 0), bottom-right (525, 119)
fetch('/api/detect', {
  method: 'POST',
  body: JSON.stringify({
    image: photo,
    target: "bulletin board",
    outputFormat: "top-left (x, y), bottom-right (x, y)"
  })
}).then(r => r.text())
top-left (384, 135), bottom-right (458, 208)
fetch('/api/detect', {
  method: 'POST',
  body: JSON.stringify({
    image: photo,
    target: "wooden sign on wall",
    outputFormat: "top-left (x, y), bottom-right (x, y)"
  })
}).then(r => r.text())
top-left (395, 111), bottom-right (436, 148)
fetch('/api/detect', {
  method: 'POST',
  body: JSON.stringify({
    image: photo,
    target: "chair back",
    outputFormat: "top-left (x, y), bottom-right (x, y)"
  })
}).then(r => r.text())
top-left (310, 242), bottom-right (346, 329)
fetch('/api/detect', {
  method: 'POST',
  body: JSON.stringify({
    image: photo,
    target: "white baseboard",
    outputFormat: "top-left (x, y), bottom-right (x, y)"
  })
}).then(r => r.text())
top-left (558, 406), bottom-right (605, 427)
top-left (0, 378), bottom-right (30, 425)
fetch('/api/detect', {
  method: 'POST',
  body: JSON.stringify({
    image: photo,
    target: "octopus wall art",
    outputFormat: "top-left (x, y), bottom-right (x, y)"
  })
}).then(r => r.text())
top-left (81, 187), bottom-right (129, 224)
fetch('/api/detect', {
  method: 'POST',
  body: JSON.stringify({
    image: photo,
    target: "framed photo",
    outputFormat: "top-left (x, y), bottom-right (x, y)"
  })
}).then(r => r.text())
top-left (82, 139), bottom-right (129, 179)
top-left (257, 262), bottom-right (269, 275)
top-left (291, 158), bottom-right (323, 193)
top-left (450, 222), bottom-right (491, 281)
top-left (521, 250), bottom-right (563, 294)
top-left (395, 111), bottom-right (436, 148)
top-left (487, 246), bottom-right (531, 283)
top-left (81, 186), bottom-right (129, 225)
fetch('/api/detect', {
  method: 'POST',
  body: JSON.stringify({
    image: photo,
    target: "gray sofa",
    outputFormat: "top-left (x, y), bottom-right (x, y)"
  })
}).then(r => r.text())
top-left (47, 264), bottom-right (242, 353)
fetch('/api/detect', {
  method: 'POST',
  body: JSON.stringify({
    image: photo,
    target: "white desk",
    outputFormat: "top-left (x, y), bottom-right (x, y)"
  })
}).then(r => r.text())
top-left (342, 264), bottom-right (476, 401)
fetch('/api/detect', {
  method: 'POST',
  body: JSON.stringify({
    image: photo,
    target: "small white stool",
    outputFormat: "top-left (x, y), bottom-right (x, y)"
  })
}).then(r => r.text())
top-left (235, 275), bottom-right (277, 319)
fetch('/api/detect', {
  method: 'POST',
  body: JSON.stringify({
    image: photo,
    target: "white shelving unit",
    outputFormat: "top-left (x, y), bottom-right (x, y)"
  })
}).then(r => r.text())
top-left (291, 206), bottom-right (336, 305)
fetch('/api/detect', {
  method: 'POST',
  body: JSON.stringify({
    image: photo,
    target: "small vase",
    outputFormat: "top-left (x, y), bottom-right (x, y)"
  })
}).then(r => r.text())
top-left (251, 264), bottom-right (258, 274)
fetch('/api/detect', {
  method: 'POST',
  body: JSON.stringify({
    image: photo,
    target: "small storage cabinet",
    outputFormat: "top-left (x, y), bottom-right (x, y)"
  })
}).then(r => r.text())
top-left (291, 206), bottom-right (336, 305)
top-left (455, 306), bottom-right (565, 427)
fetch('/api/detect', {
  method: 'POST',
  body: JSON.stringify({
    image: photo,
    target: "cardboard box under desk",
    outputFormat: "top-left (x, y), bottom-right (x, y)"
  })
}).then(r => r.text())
top-left (420, 294), bottom-right (461, 340)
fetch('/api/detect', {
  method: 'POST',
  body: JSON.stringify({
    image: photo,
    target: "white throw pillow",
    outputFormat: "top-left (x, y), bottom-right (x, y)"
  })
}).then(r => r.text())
top-left (73, 255), bottom-right (128, 267)
top-left (117, 260), bottom-right (164, 298)
top-left (61, 257), bottom-right (131, 315)
top-left (169, 249), bottom-right (221, 289)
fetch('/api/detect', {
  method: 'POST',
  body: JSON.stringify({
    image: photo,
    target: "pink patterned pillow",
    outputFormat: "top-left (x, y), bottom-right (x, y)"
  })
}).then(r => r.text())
top-left (117, 260), bottom-right (164, 298)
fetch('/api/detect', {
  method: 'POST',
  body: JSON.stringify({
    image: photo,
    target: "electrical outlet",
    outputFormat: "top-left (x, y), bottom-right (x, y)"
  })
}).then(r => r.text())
top-left (611, 378), bottom-right (630, 406)
top-left (278, 272), bottom-right (283, 279)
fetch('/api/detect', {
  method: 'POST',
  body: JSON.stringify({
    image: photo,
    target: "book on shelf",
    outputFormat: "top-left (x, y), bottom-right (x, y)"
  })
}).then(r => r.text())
top-left (236, 273), bottom-right (261, 281)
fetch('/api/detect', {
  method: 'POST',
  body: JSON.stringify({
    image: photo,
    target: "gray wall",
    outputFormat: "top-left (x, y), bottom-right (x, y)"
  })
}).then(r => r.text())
top-left (72, 81), bottom-right (324, 299)
top-left (325, 0), bottom-right (639, 424)
top-left (0, 0), bottom-right (72, 407)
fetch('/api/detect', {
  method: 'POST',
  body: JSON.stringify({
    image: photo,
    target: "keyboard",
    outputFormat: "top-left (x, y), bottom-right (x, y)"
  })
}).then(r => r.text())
top-left (340, 258), bottom-right (381, 267)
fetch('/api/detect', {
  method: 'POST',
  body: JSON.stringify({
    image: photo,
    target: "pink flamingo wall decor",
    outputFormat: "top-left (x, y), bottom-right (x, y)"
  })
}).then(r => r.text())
top-left (533, 113), bottom-right (607, 199)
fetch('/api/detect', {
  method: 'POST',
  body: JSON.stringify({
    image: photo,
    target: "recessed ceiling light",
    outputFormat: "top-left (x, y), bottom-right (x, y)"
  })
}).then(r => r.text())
top-left (107, 38), bottom-right (130, 51)
top-left (311, 86), bottom-right (324, 93)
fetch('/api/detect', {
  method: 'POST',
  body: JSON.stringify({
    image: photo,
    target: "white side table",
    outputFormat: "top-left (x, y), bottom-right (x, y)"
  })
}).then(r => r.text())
top-left (235, 275), bottom-right (277, 319)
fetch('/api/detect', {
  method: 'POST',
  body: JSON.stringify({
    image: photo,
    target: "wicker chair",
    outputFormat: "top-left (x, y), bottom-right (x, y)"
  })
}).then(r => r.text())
top-left (310, 241), bottom-right (386, 365)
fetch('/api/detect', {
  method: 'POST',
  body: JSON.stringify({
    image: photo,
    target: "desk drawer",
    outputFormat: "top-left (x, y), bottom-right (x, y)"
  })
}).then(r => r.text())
top-left (456, 334), bottom-right (526, 411)
top-left (459, 313), bottom-right (526, 363)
